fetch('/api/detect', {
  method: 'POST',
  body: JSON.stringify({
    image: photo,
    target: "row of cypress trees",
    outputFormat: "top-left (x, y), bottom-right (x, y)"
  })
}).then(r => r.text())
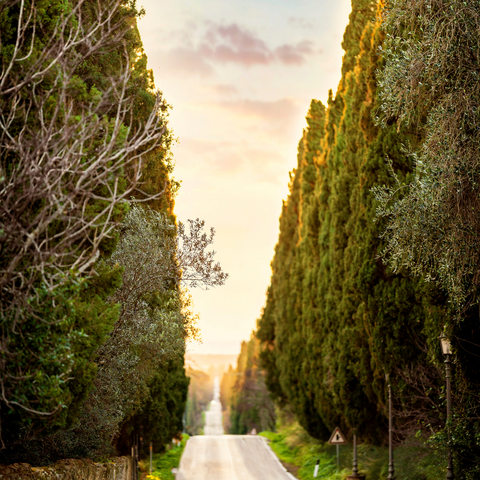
top-left (0, 0), bottom-right (190, 465)
top-left (255, 1), bottom-right (480, 474)
top-left (221, 334), bottom-right (276, 435)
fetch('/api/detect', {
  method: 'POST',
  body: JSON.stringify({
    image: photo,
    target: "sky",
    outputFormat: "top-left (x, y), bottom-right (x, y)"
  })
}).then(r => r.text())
top-left (137, 0), bottom-right (353, 355)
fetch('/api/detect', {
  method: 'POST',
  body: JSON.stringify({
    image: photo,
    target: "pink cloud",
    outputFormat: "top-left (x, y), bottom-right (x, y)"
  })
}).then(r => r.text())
top-left (216, 24), bottom-right (268, 52)
top-left (159, 22), bottom-right (317, 74)
top-left (211, 98), bottom-right (303, 140)
top-left (160, 47), bottom-right (213, 76)
top-left (180, 137), bottom-right (245, 173)
top-left (217, 98), bottom-right (300, 121)
top-left (275, 41), bottom-right (315, 65)
top-left (200, 24), bottom-right (273, 66)
top-left (178, 136), bottom-right (290, 182)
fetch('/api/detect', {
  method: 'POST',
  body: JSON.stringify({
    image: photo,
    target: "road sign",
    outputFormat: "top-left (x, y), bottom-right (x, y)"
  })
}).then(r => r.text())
top-left (328, 427), bottom-right (348, 445)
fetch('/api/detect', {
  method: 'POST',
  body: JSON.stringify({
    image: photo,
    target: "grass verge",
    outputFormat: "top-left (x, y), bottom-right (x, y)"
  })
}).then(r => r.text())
top-left (260, 422), bottom-right (444, 480)
top-left (140, 434), bottom-right (189, 480)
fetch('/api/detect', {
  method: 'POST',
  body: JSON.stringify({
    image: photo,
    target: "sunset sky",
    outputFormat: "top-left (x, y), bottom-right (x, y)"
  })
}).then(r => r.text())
top-left (137, 0), bottom-right (352, 354)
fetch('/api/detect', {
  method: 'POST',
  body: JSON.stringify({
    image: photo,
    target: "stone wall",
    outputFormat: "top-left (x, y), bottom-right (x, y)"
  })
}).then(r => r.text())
top-left (0, 456), bottom-right (133, 480)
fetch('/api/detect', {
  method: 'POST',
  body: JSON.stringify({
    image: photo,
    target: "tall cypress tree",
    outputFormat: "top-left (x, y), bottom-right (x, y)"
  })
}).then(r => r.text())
top-left (0, 0), bottom-right (188, 463)
top-left (228, 335), bottom-right (276, 435)
top-left (257, 0), bottom-right (447, 443)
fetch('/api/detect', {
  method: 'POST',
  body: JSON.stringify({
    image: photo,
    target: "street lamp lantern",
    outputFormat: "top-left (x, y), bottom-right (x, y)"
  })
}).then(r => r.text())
top-left (439, 333), bottom-right (452, 355)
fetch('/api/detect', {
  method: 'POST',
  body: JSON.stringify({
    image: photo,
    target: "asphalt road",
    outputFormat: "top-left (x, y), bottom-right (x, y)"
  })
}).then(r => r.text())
top-left (177, 377), bottom-right (294, 479)
top-left (203, 377), bottom-right (224, 435)
top-left (176, 435), bottom-right (296, 480)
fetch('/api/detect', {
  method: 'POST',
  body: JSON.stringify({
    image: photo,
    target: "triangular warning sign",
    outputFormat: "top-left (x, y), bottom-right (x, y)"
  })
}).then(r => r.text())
top-left (328, 427), bottom-right (348, 445)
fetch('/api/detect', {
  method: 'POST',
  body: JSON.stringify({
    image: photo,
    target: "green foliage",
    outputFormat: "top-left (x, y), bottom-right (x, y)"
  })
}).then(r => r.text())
top-left (375, 0), bottom-right (480, 315)
top-left (184, 368), bottom-right (212, 436)
top-left (373, 0), bottom-right (480, 476)
top-left (227, 334), bottom-right (276, 435)
top-left (256, 0), bottom-right (448, 450)
top-left (117, 358), bottom-right (189, 457)
top-left (1, 278), bottom-right (82, 427)
top-left (1, 0), bottom-right (151, 423)
top-left (39, 205), bottom-right (193, 461)
top-left (260, 419), bottom-right (444, 480)
top-left (65, 263), bottom-right (124, 427)
top-left (256, 0), bottom-right (480, 473)
top-left (0, 0), bottom-right (188, 465)
top-left (141, 434), bottom-right (189, 480)
top-left (0, 265), bottom-right (122, 462)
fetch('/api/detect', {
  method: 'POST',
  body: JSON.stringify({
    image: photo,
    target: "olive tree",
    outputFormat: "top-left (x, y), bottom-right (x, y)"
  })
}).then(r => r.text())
top-left (54, 205), bottom-right (226, 457)
top-left (375, 0), bottom-right (480, 314)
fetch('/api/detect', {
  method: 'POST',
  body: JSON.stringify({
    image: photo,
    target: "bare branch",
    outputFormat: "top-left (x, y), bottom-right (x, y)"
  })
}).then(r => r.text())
top-left (0, 0), bottom-right (170, 419)
top-left (177, 219), bottom-right (229, 289)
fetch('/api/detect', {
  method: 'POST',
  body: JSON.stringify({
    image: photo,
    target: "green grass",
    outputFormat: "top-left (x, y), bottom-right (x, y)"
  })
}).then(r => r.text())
top-left (260, 423), bottom-right (349, 480)
top-left (260, 422), bottom-right (445, 480)
top-left (140, 434), bottom-right (189, 480)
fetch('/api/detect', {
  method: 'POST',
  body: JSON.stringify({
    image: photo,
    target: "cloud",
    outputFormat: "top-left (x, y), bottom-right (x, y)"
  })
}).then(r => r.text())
top-left (160, 47), bottom-right (213, 76)
top-left (274, 41), bottom-right (315, 65)
top-left (200, 23), bottom-right (316, 67)
top-left (178, 135), bottom-right (289, 183)
top-left (199, 23), bottom-right (273, 66)
top-left (210, 84), bottom-right (239, 96)
top-left (216, 98), bottom-right (300, 122)
top-left (158, 22), bottom-right (317, 75)
top-left (209, 97), bottom-right (304, 140)
top-left (179, 137), bottom-right (245, 173)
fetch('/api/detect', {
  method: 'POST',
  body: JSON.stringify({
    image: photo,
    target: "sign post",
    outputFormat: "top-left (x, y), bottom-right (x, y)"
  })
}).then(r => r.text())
top-left (328, 427), bottom-right (347, 471)
top-left (150, 442), bottom-right (153, 474)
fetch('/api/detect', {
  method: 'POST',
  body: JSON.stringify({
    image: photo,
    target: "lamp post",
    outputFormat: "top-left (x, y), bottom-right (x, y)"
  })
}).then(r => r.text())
top-left (439, 332), bottom-right (454, 480)
top-left (346, 430), bottom-right (365, 480)
top-left (352, 432), bottom-right (359, 477)
top-left (386, 374), bottom-right (395, 480)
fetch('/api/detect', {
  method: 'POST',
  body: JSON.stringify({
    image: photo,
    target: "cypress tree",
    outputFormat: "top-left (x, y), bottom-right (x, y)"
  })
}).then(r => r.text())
top-left (115, 357), bottom-right (189, 457)
top-left (228, 334), bottom-right (276, 435)
top-left (257, 0), bottom-right (447, 444)
top-left (0, 0), bottom-right (188, 462)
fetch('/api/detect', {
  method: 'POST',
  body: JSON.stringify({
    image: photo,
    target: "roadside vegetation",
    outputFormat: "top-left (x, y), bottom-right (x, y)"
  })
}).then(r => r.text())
top-left (184, 367), bottom-right (212, 436)
top-left (220, 334), bottom-right (275, 435)
top-left (142, 434), bottom-right (189, 480)
top-left (260, 417), bottom-right (444, 480)
top-left (0, 0), bottom-right (226, 465)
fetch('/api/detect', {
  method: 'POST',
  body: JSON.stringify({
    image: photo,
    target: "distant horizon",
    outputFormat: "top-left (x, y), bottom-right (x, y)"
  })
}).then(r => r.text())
top-left (185, 352), bottom-right (239, 376)
top-left (186, 353), bottom-right (238, 357)
top-left (186, 339), bottom-right (246, 356)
